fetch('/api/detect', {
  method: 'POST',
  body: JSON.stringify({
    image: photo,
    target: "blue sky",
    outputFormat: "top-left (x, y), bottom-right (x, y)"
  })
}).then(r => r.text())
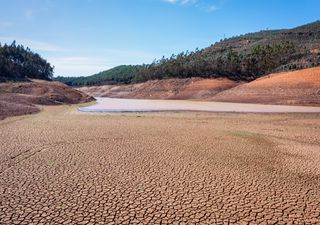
top-left (1, 0), bottom-right (319, 76)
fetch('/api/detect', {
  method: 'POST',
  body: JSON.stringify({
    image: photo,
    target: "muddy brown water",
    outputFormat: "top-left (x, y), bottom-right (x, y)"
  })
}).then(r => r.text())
top-left (79, 97), bottom-right (320, 113)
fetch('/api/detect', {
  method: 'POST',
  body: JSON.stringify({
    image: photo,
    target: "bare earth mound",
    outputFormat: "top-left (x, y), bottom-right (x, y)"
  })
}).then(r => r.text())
top-left (212, 67), bottom-right (320, 105)
top-left (0, 80), bottom-right (93, 119)
top-left (79, 78), bottom-right (239, 100)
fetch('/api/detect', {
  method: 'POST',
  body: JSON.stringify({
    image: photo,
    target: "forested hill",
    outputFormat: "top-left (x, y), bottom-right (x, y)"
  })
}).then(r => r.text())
top-left (135, 20), bottom-right (320, 82)
top-left (0, 41), bottom-right (54, 82)
top-left (57, 20), bottom-right (320, 86)
top-left (54, 65), bottom-right (141, 86)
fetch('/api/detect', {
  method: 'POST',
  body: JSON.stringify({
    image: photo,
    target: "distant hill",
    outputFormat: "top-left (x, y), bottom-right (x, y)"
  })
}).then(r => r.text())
top-left (135, 20), bottom-right (320, 82)
top-left (54, 65), bottom-right (141, 86)
top-left (57, 21), bottom-right (320, 86)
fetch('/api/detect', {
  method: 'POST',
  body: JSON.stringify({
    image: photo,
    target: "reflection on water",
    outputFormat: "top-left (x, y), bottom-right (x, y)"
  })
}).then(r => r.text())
top-left (78, 97), bottom-right (320, 113)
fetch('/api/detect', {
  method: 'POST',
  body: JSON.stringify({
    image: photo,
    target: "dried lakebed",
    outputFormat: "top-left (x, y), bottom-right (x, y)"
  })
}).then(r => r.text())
top-left (1, 105), bottom-right (320, 224)
top-left (79, 97), bottom-right (320, 113)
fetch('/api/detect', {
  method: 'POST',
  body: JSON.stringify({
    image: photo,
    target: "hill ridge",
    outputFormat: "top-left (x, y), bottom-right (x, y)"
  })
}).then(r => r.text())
top-left (56, 20), bottom-right (320, 86)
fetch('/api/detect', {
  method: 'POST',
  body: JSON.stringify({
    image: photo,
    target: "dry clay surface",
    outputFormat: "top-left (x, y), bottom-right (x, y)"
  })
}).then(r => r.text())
top-left (1, 107), bottom-right (320, 224)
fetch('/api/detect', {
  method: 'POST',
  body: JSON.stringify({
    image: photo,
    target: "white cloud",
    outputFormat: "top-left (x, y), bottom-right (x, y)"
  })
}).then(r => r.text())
top-left (24, 9), bottom-right (34, 19)
top-left (163, 0), bottom-right (199, 5)
top-left (0, 37), bottom-right (67, 52)
top-left (163, 0), bottom-right (177, 3)
top-left (49, 57), bottom-right (111, 76)
top-left (50, 49), bottom-right (159, 76)
top-left (162, 0), bottom-right (220, 12)
top-left (206, 5), bottom-right (218, 12)
top-left (181, 0), bottom-right (199, 5)
top-left (103, 48), bottom-right (155, 59)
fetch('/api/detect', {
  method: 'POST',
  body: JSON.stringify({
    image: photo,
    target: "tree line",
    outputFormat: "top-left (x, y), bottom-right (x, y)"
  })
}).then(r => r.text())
top-left (134, 42), bottom-right (309, 83)
top-left (55, 65), bottom-right (141, 86)
top-left (116, 21), bottom-right (320, 84)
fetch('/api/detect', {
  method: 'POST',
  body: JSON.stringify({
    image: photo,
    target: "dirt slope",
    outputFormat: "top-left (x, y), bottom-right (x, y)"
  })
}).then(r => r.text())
top-left (80, 67), bottom-right (320, 106)
top-left (211, 67), bottom-right (320, 105)
top-left (79, 78), bottom-right (239, 100)
top-left (0, 80), bottom-right (93, 119)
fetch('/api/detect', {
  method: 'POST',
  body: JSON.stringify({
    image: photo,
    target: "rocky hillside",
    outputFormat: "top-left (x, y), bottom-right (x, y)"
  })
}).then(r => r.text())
top-left (0, 80), bottom-right (94, 119)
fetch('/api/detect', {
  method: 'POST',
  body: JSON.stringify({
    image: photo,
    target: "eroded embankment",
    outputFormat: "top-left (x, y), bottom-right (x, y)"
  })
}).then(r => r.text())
top-left (79, 67), bottom-right (320, 106)
top-left (211, 66), bottom-right (320, 105)
top-left (79, 78), bottom-right (239, 100)
top-left (0, 80), bottom-right (94, 119)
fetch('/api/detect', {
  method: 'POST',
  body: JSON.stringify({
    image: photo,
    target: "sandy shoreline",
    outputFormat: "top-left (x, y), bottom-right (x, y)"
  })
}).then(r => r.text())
top-left (1, 105), bottom-right (320, 224)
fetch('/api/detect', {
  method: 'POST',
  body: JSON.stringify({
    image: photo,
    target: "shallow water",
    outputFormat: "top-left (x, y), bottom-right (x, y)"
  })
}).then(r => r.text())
top-left (78, 97), bottom-right (320, 113)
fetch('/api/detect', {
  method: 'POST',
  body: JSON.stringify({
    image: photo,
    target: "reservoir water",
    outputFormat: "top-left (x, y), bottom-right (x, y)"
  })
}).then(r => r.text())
top-left (79, 97), bottom-right (320, 113)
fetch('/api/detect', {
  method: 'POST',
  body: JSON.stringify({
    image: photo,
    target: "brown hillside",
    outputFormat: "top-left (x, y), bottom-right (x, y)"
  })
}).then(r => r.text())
top-left (79, 67), bottom-right (320, 106)
top-left (79, 78), bottom-right (239, 100)
top-left (211, 67), bottom-right (320, 105)
top-left (0, 80), bottom-right (93, 119)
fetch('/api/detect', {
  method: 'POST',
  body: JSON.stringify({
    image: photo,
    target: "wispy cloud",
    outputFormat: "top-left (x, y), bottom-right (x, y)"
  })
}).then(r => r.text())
top-left (206, 5), bottom-right (219, 12)
top-left (50, 49), bottom-right (158, 76)
top-left (103, 48), bottom-right (155, 60)
top-left (24, 9), bottom-right (34, 19)
top-left (162, 0), bottom-right (220, 13)
top-left (49, 57), bottom-right (111, 76)
top-left (0, 37), bottom-right (67, 52)
top-left (163, 0), bottom-right (199, 5)
top-left (23, 1), bottom-right (54, 20)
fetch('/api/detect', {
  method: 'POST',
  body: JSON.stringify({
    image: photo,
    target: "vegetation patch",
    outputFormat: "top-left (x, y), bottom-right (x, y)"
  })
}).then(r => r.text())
top-left (54, 65), bottom-right (141, 86)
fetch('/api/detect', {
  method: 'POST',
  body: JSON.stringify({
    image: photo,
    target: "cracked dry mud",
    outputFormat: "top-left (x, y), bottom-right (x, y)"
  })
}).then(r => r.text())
top-left (0, 106), bottom-right (320, 224)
